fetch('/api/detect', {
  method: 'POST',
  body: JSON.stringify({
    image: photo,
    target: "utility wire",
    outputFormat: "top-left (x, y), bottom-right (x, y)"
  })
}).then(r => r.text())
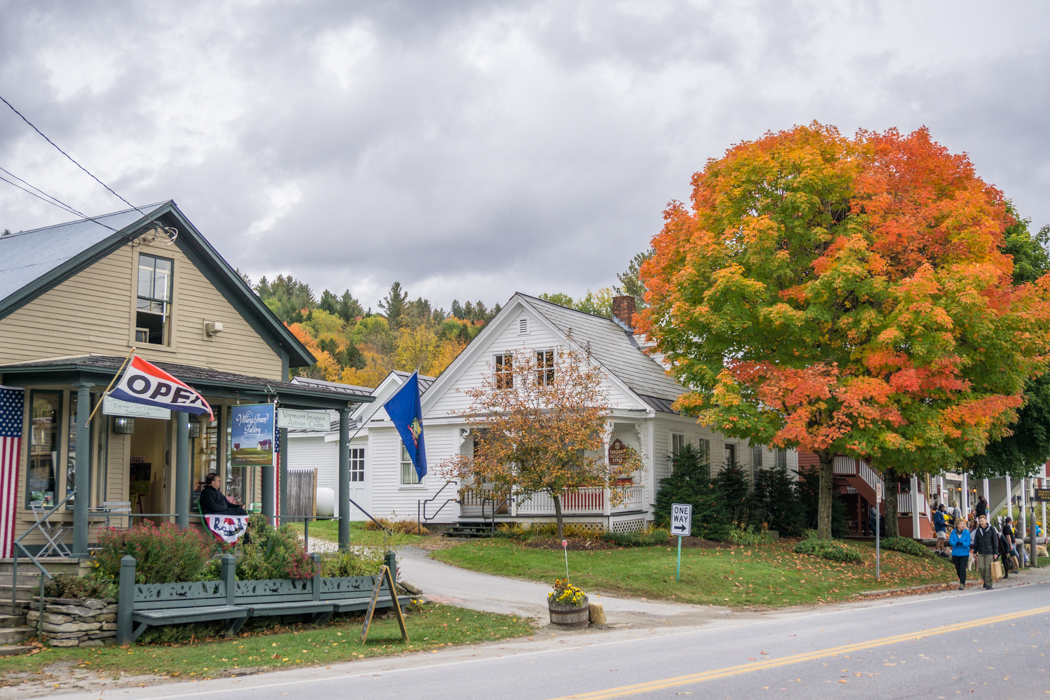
top-left (0, 165), bottom-right (118, 231)
top-left (0, 92), bottom-right (151, 220)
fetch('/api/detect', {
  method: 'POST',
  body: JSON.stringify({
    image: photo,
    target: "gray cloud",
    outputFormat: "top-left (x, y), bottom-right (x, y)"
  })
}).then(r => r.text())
top-left (1, 0), bottom-right (1049, 311)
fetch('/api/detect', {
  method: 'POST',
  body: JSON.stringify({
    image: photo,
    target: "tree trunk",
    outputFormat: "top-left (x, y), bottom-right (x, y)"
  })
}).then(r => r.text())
top-left (816, 452), bottom-right (835, 540)
top-left (553, 493), bottom-right (565, 540)
top-left (884, 468), bottom-right (900, 538)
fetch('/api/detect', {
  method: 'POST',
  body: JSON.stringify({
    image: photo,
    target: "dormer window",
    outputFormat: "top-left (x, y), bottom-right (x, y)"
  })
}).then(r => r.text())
top-left (136, 254), bottom-right (173, 345)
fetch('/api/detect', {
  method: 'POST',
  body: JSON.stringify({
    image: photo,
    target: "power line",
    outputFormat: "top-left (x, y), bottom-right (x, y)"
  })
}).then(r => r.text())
top-left (0, 165), bottom-right (118, 231)
top-left (0, 92), bottom-right (150, 220)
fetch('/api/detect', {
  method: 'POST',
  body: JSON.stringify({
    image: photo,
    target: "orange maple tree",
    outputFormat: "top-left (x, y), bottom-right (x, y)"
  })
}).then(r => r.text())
top-left (639, 123), bottom-right (1050, 538)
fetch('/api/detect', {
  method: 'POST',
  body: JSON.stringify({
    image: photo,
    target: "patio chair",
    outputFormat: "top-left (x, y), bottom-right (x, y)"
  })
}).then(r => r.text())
top-left (29, 500), bottom-right (72, 557)
top-left (91, 501), bottom-right (133, 529)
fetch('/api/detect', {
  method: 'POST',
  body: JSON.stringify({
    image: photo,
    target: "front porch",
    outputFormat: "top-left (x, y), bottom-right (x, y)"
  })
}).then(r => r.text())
top-left (459, 485), bottom-right (650, 533)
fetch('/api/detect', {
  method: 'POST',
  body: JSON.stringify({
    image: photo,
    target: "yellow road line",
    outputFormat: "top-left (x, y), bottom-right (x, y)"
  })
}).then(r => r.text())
top-left (549, 605), bottom-right (1050, 700)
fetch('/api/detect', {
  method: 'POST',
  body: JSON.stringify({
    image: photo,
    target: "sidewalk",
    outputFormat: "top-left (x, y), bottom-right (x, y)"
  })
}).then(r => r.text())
top-left (397, 545), bottom-right (733, 628)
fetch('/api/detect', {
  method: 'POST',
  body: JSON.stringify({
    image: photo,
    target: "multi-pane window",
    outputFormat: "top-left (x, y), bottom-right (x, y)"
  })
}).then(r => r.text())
top-left (401, 444), bottom-right (420, 485)
top-left (751, 444), bottom-right (764, 482)
top-left (697, 438), bottom-right (710, 465)
top-left (724, 443), bottom-right (736, 466)
top-left (776, 448), bottom-right (788, 470)
top-left (494, 353), bottom-right (513, 389)
top-left (671, 433), bottom-right (687, 457)
top-left (350, 448), bottom-right (365, 483)
top-left (27, 392), bottom-right (61, 506)
top-left (136, 254), bottom-right (173, 345)
top-left (535, 350), bottom-right (555, 385)
top-left (66, 393), bottom-right (94, 508)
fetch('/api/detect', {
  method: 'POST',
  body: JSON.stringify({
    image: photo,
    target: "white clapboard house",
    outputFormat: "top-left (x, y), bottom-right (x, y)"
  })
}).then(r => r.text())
top-left (287, 294), bottom-right (798, 532)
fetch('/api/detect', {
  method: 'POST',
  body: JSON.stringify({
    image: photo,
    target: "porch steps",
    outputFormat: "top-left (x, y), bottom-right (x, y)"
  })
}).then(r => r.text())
top-left (0, 627), bottom-right (35, 645)
top-left (0, 644), bottom-right (34, 657)
top-left (443, 521), bottom-right (497, 538)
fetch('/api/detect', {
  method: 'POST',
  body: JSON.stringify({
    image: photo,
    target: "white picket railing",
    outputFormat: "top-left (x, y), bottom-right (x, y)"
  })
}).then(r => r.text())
top-left (511, 485), bottom-right (646, 516)
top-left (897, 492), bottom-right (929, 516)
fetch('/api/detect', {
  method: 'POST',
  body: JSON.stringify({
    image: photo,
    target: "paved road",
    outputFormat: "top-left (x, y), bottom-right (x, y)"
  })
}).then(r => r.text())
top-left (49, 558), bottom-right (1050, 700)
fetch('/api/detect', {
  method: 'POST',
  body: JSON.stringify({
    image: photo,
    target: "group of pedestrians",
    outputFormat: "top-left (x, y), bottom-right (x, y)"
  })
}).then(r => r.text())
top-left (944, 511), bottom-right (1020, 591)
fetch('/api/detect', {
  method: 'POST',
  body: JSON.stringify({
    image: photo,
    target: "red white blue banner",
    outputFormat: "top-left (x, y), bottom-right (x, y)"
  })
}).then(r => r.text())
top-left (203, 514), bottom-right (249, 544)
top-left (110, 355), bottom-right (214, 420)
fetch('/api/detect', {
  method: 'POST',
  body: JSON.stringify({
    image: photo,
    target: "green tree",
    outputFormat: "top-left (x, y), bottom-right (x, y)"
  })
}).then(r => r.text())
top-left (255, 274), bottom-right (315, 323)
top-left (338, 290), bottom-right (364, 323)
top-left (379, 281), bottom-right (408, 329)
top-left (653, 444), bottom-right (732, 540)
top-left (617, 249), bottom-right (653, 310)
top-left (753, 466), bottom-right (805, 537)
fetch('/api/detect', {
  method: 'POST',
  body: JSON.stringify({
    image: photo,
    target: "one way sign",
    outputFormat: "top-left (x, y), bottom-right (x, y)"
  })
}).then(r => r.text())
top-left (670, 503), bottom-right (692, 537)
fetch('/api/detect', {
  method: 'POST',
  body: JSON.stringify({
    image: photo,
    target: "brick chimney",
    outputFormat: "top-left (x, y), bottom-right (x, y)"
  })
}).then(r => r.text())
top-left (611, 295), bottom-right (636, 330)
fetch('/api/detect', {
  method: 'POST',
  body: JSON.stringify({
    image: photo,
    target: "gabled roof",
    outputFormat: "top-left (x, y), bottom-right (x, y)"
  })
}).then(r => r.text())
top-left (0, 201), bottom-right (315, 368)
top-left (390, 370), bottom-right (436, 393)
top-left (516, 294), bottom-right (685, 412)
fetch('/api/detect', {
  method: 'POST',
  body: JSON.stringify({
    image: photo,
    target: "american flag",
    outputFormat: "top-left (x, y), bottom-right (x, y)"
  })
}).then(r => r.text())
top-left (0, 386), bottom-right (24, 558)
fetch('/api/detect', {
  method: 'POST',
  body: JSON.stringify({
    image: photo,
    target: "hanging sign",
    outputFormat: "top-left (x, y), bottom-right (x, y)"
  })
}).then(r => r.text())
top-left (608, 438), bottom-right (628, 466)
top-left (103, 396), bottom-right (171, 420)
top-left (230, 404), bottom-right (275, 467)
top-left (1033, 488), bottom-right (1050, 503)
top-left (277, 408), bottom-right (330, 431)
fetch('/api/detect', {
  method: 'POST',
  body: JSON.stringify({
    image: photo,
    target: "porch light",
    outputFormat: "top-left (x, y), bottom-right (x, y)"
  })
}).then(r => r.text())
top-left (113, 417), bottom-right (135, 435)
top-left (188, 420), bottom-right (201, 439)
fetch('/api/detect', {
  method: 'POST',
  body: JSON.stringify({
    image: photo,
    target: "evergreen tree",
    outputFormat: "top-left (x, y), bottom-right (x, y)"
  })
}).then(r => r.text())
top-left (754, 466), bottom-right (805, 537)
top-left (714, 458), bottom-right (755, 528)
top-left (653, 445), bottom-right (732, 540)
top-left (796, 466), bottom-right (849, 537)
top-left (337, 290), bottom-right (364, 322)
top-left (379, 281), bottom-right (408, 329)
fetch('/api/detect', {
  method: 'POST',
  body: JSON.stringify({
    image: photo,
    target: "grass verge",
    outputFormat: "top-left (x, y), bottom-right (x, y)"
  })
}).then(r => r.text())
top-left (0, 604), bottom-right (531, 684)
top-left (433, 539), bottom-right (956, 608)
top-left (289, 520), bottom-right (427, 548)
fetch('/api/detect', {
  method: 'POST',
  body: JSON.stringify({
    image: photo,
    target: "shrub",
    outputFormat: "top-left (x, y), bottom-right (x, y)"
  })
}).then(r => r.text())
top-left (39, 573), bottom-right (117, 599)
top-left (321, 548), bottom-right (387, 577)
top-left (753, 466), bottom-right (805, 537)
top-left (728, 525), bottom-right (776, 546)
top-left (714, 457), bottom-right (757, 527)
top-left (654, 444), bottom-right (734, 541)
top-left (792, 536), bottom-right (863, 563)
top-left (94, 521), bottom-right (214, 584)
top-left (237, 514), bottom-right (315, 580)
top-left (881, 536), bottom-right (933, 558)
top-left (363, 518), bottom-right (429, 536)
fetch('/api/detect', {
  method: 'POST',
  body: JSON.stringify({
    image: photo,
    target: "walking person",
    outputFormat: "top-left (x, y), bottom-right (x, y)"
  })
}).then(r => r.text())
top-left (1002, 517), bottom-right (1018, 573)
top-left (933, 504), bottom-right (949, 556)
top-left (976, 495), bottom-right (989, 519)
top-left (971, 515), bottom-right (1000, 590)
top-left (949, 517), bottom-right (972, 590)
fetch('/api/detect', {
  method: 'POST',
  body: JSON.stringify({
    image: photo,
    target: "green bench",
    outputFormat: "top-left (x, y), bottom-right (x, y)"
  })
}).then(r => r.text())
top-left (117, 553), bottom-right (410, 644)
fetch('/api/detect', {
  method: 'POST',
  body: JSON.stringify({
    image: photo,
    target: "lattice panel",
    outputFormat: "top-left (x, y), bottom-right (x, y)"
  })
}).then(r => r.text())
top-left (609, 518), bottom-right (646, 534)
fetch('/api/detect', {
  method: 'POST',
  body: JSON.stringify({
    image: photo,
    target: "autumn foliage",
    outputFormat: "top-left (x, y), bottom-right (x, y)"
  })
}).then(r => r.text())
top-left (640, 123), bottom-right (1050, 538)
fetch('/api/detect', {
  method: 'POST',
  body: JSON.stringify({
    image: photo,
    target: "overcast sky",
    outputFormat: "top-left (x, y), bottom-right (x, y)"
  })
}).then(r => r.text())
top-left (1, 1), bottom-right (1048, 311)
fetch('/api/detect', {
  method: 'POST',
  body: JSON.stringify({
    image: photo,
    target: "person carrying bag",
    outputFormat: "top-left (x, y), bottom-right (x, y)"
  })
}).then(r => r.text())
top-left (971, 515), bottom-right (1001, 590)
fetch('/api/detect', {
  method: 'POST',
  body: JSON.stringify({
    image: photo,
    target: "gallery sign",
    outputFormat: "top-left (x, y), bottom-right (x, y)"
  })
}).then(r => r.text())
top-left (277, 408), bottom-right (330, 431)
top-left (230, 404), bottom-right (275, 467)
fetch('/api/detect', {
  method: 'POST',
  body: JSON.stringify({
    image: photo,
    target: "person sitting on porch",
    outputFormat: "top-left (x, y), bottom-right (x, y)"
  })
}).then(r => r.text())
top-left (200, 472), bottom-right (248, 516)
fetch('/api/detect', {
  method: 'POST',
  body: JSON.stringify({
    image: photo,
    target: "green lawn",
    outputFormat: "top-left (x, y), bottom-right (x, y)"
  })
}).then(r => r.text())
top-left (433, 539), bottom-right (957, 608)
top-left (0, 604), bottom-right (531, 683)
top-left (289, 520), bottom-right (427, 548)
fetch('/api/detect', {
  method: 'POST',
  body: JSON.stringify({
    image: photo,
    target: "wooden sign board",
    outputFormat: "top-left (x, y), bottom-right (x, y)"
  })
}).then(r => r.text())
top-left (1033, 488), bottom-right (1050, 503)
top-left (608, 438), bottom-right (628, 466)
top-left (361, 565), bottom-right (409, 644)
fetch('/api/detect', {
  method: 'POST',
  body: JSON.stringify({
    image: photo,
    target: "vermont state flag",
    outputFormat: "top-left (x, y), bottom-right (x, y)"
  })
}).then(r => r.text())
top-left (385, 372), bottom-right (427, 480)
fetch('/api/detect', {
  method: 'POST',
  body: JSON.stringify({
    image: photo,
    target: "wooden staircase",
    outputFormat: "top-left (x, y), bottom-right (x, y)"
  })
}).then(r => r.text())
top-left (833, 457), bottom-right (934, 539)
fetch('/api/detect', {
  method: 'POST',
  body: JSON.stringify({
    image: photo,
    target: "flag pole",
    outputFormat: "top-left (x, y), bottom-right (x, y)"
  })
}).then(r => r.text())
top-left (86, 347), bottom-right (137, 425)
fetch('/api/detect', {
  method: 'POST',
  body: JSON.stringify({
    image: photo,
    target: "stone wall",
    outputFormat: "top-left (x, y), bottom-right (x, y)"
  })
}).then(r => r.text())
top-left (25, 597), bottom-right (118, 647)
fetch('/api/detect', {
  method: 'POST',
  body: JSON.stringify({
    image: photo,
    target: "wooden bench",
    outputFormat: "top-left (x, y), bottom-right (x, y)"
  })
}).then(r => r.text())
top-left (117, 553), bottom-right (410, 644)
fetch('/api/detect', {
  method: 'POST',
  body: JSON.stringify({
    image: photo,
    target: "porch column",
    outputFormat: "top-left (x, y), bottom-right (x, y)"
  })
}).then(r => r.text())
top-left (338, 409), bottom-right (350, 551)
top-left (71, 381), bottom-right (92, 558)
top-left (1006, 475), bottom-right (1013, 520)
top-left (262, 429), bottom-right (275, 520)
top-left (911, 475), bottom-right (920, 539)
top-left (1020, 477), bottom-right (1027, 542)
top-left (983, 478), bottom-right (990, 506)
top-left (1042, 477), bottom-right (1046, 544)
top-left (175, 412), bottom-right (189, 528)
top-left (279, 427), bottom-right (289, 524)
top-left (962, 473), bottom-right (970, 515)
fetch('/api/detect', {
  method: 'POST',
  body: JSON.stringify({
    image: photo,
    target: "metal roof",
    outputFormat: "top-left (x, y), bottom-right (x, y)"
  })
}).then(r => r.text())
top-left (518, 294), bottom-right (685, 412)
top-left (0, 203), bottom-right (166, 303)
top-left (390, 369), bottom-right (437, 393)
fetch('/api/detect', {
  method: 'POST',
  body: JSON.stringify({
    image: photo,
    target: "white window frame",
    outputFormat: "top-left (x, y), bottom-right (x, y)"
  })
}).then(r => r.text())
top-left (349, 447), bottom-right (365, 483)
top-left (751, 444), bottom-right (764, 482)
top-left (494, 352), bottom-right (513, 390)
top-left (724, 442), bottom-right (736, 466)
top-left (400, 443), bottom-right (422, 487)
top-left (535, 349), bottom-right (555, 386)
top-left (697, 437), bottom-right (710, 466)
top-left (671, 433), bottom-right (686, 458)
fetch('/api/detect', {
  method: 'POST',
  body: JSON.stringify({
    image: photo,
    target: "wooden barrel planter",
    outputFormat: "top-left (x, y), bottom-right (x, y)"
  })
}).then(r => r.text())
top-left (548, 596), bottom-right (589, 628)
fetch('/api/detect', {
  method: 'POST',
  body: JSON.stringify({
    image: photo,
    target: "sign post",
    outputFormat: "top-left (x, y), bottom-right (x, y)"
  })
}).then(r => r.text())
top-left (670, 503), bottom-right (693, 582)
top-left (875, 482), bottom-right (883, 580)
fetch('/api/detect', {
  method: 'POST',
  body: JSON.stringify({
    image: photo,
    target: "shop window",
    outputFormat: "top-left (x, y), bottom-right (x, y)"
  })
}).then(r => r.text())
top-left (136, 254), bottom-right (173, 345)
top-left (401, 444), bottom-right (420, 485)
top-left (27, 391), bottom-right (61, 507)
top-left (65, 392), bottom-right (95, 509)
top-left (350, 448), bottom-right (365, 482)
